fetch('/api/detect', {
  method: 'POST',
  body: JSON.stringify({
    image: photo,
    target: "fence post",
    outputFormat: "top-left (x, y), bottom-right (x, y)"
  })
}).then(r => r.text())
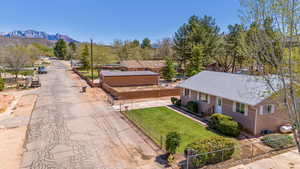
top-left (186, 149), bottom-right (189, 169)
top-left (251, 143), bottom-right (254, 160)
top-left (221, 149), bottom-right (224, 162)
top-left (160, 135), bottom-right (163, 149)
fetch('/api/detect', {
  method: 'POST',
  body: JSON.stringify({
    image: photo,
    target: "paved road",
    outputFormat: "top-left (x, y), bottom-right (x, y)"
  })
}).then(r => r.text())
top-left (21, 61), bottom-right (162, 169)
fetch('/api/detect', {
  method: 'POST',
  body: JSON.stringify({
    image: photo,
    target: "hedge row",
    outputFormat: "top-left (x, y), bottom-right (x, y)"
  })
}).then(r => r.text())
top-left (185, 136), bottom-right (236, 168)
top-left (209, 113), bottom-right (242, 137)
top-left (261, 134), bottom-right (295, 149)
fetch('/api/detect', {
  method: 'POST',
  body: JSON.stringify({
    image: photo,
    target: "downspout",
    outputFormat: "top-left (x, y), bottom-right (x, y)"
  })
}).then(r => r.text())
top-left (254, 108), bottom-right (258, 135)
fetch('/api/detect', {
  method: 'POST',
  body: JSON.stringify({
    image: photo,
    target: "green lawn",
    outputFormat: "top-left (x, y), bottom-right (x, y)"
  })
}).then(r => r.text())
top-left (126, 106), bottom-right (219, 153)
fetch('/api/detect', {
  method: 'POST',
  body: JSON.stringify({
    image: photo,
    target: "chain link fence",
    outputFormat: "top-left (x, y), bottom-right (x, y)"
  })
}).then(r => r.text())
top-left (185, 136), bottom-right (296, 169)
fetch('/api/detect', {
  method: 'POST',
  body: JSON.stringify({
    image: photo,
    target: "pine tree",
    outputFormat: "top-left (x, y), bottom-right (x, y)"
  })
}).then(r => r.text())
top-left (162, 57), bottom-right (176, 81)
top-left (141, 38), bottom-right (151, 48)
top-left (186, 46), bottom-right (205, 77)
top-left (80, 45), bottom-right (90, 69)
top-left (53, 39), bottom-right (67, 59)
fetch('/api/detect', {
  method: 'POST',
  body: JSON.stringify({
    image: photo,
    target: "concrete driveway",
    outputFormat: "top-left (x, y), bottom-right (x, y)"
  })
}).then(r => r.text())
top-left (230, 149), bottom-right (300, 169)
top-left (21, 61), bottom-right (163, 169)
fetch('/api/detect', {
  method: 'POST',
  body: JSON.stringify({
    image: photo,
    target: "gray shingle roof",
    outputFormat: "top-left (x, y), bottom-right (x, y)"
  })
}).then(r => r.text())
top-left (177, 71), bottom-right (283, 106)
top-left (100, 70), bottom-right (159, 77)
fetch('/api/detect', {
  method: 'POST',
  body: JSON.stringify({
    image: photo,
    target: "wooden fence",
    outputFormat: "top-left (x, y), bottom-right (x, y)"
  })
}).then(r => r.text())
top-left (72, 68), bottom-right (99, 87)
top-left (102, 82), bottom-right (180, 100)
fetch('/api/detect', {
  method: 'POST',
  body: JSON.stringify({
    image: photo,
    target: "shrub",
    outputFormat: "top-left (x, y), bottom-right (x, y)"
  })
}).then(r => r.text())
top-left (175, 99), bottom-right (181, 107)
top-left (185, 136), bottom-right (236, 168)
top-left (0, 77), bottom-right (4, 91)
top-left (186, 101), bottom-right (198, 114)
top-left (209, 114), bottom-right (241, 137)
top-left (261, 134), bottom-right (295, 149)
top-left (171, 97), bottom-right (178, 105)
top-left (165, 132), bottom-right (181, 155)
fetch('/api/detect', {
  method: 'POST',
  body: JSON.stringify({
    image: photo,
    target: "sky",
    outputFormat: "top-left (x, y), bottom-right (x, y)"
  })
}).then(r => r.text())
top-left (0, 0), bottom-right (242, 44)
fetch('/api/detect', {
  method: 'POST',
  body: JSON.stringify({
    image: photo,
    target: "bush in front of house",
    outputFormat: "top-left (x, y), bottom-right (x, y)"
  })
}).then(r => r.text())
top-left (185, 136), bottom-right (236, 168)
top-left (175, 99), bottom-right (181, 107)
top-left (209, 113), bottom-right (242, 137)
top-left (0, 77), bottom-right (4, 91)
top-left (261, 134), bottom-right (295, 149)
top-left (171, 97), bottom-right (178, 105)
top-left (186, 101), bottom-right (198, 114)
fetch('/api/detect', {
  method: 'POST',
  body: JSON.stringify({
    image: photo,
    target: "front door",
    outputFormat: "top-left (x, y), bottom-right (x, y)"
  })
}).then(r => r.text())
top-left (215, 97), bottom-right (222, 113)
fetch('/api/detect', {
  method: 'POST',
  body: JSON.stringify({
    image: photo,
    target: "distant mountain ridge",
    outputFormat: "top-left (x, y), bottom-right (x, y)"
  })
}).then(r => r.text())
top-left (0, 30), bottom-right (78, 43)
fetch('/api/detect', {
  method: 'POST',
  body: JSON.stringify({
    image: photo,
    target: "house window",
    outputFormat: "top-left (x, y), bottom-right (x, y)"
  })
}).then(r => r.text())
top-left (236, 102), bottom-right (246, 114)
top-left (261, 104), bottom-right (275, 114)
top-left (184, 89), bottom-right (190, 97)
top-left (201, 94), bottom-right (208, 102)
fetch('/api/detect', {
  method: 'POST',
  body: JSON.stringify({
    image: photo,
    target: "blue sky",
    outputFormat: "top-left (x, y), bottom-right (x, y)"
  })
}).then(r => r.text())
top-left (0, 0), bottom-right (242, 44)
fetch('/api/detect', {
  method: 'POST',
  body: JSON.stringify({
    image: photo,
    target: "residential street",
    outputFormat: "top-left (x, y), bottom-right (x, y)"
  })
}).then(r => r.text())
top-left (21, 61), bottom-right (162, 169)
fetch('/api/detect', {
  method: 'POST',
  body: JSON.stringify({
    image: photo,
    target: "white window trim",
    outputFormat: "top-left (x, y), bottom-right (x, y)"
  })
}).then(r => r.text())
top-left (260, 104), bottom-right (275, 115)
top-left (234, 102), bottom-right (248, 116)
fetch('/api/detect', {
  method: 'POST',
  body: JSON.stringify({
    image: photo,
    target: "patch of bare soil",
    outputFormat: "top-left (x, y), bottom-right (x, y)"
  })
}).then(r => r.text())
top-left (0, 94), bottom-right (14, 113)
top-left (0, 94), bottom-right (37, 169)
top-left (0, 126), bottom-right (27, 169)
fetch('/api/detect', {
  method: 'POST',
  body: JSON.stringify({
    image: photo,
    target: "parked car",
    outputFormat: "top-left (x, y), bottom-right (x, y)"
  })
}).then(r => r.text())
top-left (31, 76), bottom-right (41, 88)
top-left (38, 66), bottom-right (47, 74)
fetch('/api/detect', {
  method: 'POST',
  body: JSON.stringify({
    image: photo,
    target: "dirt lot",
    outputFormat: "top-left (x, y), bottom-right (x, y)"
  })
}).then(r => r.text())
top-left (0, 94), bottom-right (14, 113)
top-left (0, 94), bottom-right (37, 169)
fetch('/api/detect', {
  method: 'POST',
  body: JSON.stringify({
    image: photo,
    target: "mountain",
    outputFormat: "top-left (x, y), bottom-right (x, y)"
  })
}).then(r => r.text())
top-left (0, 36), bottom-right (54, 47)
top-left (0, 30), bottom-right (78, 43)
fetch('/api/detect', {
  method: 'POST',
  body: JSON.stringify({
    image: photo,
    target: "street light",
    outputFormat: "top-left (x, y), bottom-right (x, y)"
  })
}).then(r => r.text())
top-left (90, 39), bottom-right (94, 84)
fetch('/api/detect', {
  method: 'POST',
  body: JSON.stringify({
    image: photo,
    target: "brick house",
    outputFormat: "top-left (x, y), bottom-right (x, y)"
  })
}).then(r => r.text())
top-left (178, 71), bottom-right (290, 135)
top-left (99, 70), bottom-right (159, 87)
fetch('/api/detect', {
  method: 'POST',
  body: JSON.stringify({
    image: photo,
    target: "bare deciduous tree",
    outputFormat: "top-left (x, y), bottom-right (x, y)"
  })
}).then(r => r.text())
top-left (240, 0), bottom-right (300, 152)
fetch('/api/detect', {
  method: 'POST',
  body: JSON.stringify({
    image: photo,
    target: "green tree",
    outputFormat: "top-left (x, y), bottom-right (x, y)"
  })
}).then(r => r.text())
top-left (186, 46), bottom-right (205, 76)
top-left (141, 38), bottom-right (151, 48)
top-left (225, 24), bottom-right (246, 72)
top-left (174, 15), bottom-right (220, 74)
top-left (162, 57), bottom-right (176, 81)
top-left (132, 39), bottom-right (140, 47)
top-left (0, 77), bottom-right (4, 91)
top-left (53, 39), bottom-right (67, 59)
top-left (68, 42), bottom-right (77, 60)
top-left (165, 132), bottom-right (181, 163)
top-left (80, 45), bottom-right (90, 69)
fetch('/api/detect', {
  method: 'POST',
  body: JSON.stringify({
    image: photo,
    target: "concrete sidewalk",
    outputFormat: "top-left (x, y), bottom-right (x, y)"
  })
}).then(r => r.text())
top-left (112, 99), bottom-right (171, 111)
top-left (230, 149), bottom-right (300, 169)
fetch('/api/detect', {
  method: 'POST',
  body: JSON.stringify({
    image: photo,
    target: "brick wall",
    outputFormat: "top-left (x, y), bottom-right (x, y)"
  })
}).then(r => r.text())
top-left (101, 75), bottom-right (159, 87)
top-left (102, 83), bottom-right (180, 100)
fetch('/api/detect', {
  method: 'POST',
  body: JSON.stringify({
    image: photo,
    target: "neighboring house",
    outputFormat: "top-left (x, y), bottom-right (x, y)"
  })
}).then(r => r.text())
top-left (178, 71), bottom-right (289, 135)
top-left (99, 70), bottom-right (159, 87)
top-left (120, 60), bottom-right (165, 73)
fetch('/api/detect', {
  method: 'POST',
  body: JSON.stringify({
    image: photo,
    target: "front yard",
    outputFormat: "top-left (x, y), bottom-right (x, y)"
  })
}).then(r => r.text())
top-left (126, 106), bottom-right (219, 153)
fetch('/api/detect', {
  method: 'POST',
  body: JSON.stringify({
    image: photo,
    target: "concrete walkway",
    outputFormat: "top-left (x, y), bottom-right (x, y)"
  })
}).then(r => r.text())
top-left (230, 149), bottom-right (300, 169)
top-left (21, 61), bottom-right (163, 169)
top-left (112, 99), bottom-right (171, 111)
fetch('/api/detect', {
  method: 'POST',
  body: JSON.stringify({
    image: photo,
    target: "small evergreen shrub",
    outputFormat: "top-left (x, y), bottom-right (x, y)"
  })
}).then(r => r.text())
top-left (261, 134), bottom-right (295, 149)
top-left (175, 99), bottom-right (181, 107)
top-left (185, 136), bottom-right (236, 168)
top-left (171, 97), bottom-right (178, 105)
top-left (186, 101), bottom-right (198, 114)
top-left (0, 77), bottom-right (4, 91)
top-left (209, 114), bottom-right (242, 137)
top-left (165, 132), bottom-right (181, 155)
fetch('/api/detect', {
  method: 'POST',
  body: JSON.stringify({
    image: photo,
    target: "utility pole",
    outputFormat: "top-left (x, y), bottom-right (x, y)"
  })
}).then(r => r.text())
top-left (90, 39), bottom-right (94, 84)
